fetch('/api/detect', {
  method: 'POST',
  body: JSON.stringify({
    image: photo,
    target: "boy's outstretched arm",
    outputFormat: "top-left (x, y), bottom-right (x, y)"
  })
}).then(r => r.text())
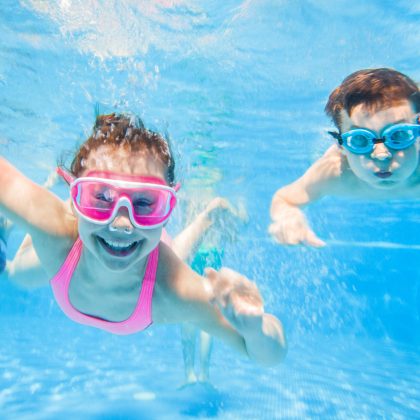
top-left (269, 145), bottom-right (344, 247)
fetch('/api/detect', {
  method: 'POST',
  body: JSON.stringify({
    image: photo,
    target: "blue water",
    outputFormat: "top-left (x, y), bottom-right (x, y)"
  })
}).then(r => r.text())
top-left (1, 0), bottom-right (419, 418)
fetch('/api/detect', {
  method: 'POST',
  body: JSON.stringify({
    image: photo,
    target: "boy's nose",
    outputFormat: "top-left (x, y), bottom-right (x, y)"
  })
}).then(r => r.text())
top-left (370, 142), bottom-right (392, 161)
top-left (109, 207), bottom-right (134, 234)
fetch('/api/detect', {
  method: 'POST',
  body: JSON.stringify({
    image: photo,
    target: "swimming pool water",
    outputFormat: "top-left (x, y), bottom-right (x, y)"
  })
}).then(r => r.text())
top-left (1, 0), bottom-right (419, 418)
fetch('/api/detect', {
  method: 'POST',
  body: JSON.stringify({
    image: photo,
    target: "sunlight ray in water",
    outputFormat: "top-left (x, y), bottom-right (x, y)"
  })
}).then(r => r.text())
top-left (327, 240), bottom-right (420, 250)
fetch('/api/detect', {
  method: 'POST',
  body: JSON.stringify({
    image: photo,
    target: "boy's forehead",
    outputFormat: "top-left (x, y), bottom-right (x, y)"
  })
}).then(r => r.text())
top-left (340, 100), bottom-right (415, 132)
top-left (82, 145), bottom-right (166, 177)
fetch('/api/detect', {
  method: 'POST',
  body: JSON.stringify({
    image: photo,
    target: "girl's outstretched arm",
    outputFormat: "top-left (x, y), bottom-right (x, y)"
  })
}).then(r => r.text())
top-left (5, 234), bottom-right (49, 288)
top-left (158, 247), bottom-right (287, 367)
top-left (3, 171), bottom-right (69, 288)
top-left (203, 267), bottom-right (287, 366)
top-left (0, 157), bottom-right (71, 237)
top-left (0, 157), bottom-right (76, 280)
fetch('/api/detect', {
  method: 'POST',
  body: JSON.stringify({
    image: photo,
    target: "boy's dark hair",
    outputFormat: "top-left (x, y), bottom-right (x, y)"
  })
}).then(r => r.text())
top-left (71, 114), bottom-right (175, 184)
top-left (325, 68), bottom-right (420, 130)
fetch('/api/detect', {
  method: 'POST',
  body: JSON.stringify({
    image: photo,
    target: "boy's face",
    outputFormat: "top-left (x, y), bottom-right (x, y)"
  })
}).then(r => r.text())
top-left (340, 100), bottom-right (419, 189)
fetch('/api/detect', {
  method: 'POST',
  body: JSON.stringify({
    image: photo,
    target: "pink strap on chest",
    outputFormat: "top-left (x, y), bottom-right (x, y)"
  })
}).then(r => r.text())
top-left (50, 238), bottom-right (159, 335)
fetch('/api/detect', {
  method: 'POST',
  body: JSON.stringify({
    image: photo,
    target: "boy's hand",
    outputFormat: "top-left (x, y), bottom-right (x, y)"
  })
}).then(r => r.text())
top-left (269, 206), bottom-right (325, 247)
top-left (205, 267), bottom-right (264, 334)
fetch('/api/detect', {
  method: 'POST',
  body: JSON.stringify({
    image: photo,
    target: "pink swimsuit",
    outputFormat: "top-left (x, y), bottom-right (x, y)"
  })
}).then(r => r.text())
top-left (50, 238), bottom-right (159, 335)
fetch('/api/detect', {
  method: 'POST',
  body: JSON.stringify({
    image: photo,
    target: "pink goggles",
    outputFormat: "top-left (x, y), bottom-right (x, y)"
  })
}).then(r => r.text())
top-left (57, 168), bottom-right (180, 229)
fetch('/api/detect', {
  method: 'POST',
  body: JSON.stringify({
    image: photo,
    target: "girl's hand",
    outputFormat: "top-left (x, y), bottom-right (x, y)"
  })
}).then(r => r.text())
top-left (198, 266), bottom-right (286, 366)
top-left (204, 267), bottom-right (264, 334)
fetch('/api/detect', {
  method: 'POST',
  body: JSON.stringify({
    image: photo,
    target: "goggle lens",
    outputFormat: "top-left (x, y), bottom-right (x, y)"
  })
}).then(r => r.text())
top-left (387, 128), bottom-right (416, 149)
top-left (71, 180), bottom-right (176, 227)
top-left (341, 124), bottom-right (419, 154)
top-left (347, 134), bottom-right (370, 151)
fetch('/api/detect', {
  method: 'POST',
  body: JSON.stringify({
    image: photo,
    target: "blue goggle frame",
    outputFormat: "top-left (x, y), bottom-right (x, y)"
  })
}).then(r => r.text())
top-left (329, 123), bottom-right (420, 155)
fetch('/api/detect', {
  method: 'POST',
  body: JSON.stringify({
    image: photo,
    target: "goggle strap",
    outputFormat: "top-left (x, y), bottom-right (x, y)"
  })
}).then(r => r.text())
top-left (327, 130), bottom-right (343, 145)
top-left (57, 167), bottom-right (75, 185)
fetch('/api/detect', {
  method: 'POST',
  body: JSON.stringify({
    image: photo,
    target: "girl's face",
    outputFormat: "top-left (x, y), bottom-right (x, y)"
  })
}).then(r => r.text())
top-left (76, 145), bottom-right (168, 272)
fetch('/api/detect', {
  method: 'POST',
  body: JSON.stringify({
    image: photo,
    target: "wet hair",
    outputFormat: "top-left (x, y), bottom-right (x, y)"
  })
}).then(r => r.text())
top-left (70, 114), bottom-right (175, 185)
top-left (325, 68), bottom-right (420, 130)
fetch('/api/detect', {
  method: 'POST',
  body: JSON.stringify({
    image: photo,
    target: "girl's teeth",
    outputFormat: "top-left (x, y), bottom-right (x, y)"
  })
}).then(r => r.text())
top-left (103, 239), bottom-right (136, 250)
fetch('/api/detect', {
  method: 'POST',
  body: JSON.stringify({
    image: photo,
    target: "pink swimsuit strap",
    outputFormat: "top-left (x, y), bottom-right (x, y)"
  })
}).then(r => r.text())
top-left (50, 238), bottom-right (159, 335)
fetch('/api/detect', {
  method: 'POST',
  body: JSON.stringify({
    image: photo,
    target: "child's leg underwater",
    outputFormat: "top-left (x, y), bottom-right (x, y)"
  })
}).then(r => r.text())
top-left (198, 330), bottom-right (212, 382)
top-left (172, 196), bottom-right (240, 384)
top-left (181, 323), bottom-right (198, 384)
top-left (180, 324), bottom-right (212, 383)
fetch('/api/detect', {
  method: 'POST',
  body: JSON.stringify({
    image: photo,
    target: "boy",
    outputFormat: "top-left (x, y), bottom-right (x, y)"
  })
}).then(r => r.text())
top-left (270, 68), bottom-right (420, 246)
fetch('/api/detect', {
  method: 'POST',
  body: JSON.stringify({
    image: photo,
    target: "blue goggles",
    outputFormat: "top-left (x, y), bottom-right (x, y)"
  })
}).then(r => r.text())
top-left (329, 123), bottom-right (420, 155)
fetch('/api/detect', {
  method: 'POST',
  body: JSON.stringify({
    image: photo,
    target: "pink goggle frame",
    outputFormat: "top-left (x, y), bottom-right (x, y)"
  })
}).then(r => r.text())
top-left (57, 167), bottom-right (180, 229)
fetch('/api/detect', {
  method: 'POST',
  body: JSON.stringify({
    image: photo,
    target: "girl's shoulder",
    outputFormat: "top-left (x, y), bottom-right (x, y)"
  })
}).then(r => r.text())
top-left (153, 243), bottom-right (208, 323)
top-left (155, 242), bottom-right (189, 293)
top-left (31, 227), bottom-right (78, 278)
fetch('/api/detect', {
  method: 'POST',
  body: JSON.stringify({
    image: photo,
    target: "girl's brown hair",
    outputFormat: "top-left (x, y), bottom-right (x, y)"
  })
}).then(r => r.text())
top-left (70, 114), bottom-right (175, 184)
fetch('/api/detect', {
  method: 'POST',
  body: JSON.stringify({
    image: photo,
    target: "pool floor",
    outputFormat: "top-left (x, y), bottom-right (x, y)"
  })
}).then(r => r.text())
top-left (1, 316), bottom-right (418, 419)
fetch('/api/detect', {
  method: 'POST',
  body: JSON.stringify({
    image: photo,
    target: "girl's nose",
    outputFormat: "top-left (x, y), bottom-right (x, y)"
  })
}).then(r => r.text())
top-left (109, 207), bottom-right (134, 234)
top-left (370, 142), bottom-right (392, 161)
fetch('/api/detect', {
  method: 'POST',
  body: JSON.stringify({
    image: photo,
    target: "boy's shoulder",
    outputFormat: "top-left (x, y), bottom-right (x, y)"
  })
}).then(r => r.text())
top-left (312, 145), bottom-right (345, 177)
top-left (303, 145), bottom-right (350, 191)
top-left (306, 146), bottom-right (372, 197)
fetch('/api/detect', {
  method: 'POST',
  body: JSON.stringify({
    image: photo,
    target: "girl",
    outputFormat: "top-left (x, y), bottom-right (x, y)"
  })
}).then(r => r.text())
top-left (0, 114), bottom-right (286, 366)
top-left (4, 196), bottom-right (239, 383)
